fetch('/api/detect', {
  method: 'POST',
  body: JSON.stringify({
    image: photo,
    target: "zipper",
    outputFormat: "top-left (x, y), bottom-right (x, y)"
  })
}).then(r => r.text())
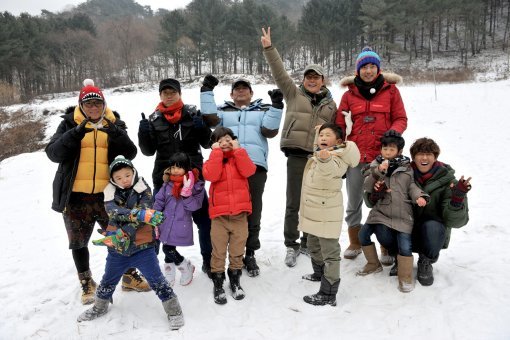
top-left (91, 129), bottom-right (97, 193)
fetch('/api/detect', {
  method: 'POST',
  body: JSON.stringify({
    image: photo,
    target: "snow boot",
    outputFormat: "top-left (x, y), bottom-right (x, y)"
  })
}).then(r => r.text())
top-left (284, 247), bottom-right (299, 267)
top-left (212, 272), bottom-right (227, 305)
top-left (122, 268), bottom-right (151, 292)
top-left (417, 254), bottom-right (434, 286)
top-left (303, 276), bottom-right (339, 306)
top-left (227, 268), bottom-right (245, 300)
top-left (243, 250), bottom-right (260, 277)
top-left (162, 295), bottom-right (184, 330)
top-left (78, 270), bottom-right (96, 305)
top-left (389, 256), bottom-right (398, 276)
top-left (201, 258), bottom-right (212, 279)
top-left (397, 254), bottom-right (415, 293)
top-left (164, 262), bottom-right (176, 286)
top-left (177, 258), bottom-right (195, 286)
top-left (344, 225), bottom-right (362, 259)
top-left (357, 243), bottom-right (383, 276)
top-left (77, 297), bottom-right (109, 322)
top-left (379, 245), bottom-right (394, 266)
top-left (302, 260), bottom-right (323, 282)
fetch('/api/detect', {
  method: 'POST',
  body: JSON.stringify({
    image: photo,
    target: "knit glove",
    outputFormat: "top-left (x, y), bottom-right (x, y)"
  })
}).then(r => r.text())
top-left (384, 129), bottom-right (401, 137)
top-left (181, 171), bottom-right (195, 197)
top-left (71, 118), bottom-right (91, 140)
top-left (201, 74), bottom-right (219, 92)
top-left (268, 89), bottom-right (284, 109)
top-left (191, 110), bottom-right (205, 129)
top-left (92, 229), bottom-right (130, 253)
top-left (139, 113), bottom-right (151, 134)
top-left (130, 208), bottom-right (165, 226)
top-left (99, 117), bottom-right (124, 138)
top-left (369, 180), bottom-right (387, 205)
top-left (450, 178), bottom-right (471, 207)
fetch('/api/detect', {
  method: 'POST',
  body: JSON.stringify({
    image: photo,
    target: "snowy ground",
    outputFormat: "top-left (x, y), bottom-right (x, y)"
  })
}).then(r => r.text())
top-left (1, 78), bottom-right (509, 339)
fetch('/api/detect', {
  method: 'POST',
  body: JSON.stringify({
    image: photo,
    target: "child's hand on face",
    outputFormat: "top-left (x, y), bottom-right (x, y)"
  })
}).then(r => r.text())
top-left (416, 196), bottom-right (427, 207)
top-left (318, 149), bottom-right (330, 159)
top-left (212, 142), bottom-right (220, 149)
top-left (231, 139), bottom-right (240, 150)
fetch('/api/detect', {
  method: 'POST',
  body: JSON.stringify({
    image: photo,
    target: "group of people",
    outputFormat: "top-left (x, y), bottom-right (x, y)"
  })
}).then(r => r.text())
top-left (45, 27), bottom-right (471, 329)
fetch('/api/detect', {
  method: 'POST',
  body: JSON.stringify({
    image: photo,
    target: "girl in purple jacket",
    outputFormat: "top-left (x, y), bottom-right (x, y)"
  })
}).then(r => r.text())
top-left (154, 152), bottom-right (205, 286)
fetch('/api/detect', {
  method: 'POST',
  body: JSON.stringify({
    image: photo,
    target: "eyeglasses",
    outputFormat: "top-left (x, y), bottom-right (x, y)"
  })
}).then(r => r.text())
top-left (305, 74), bottom-right (322, 81)
top-left (83, 101), bottom-right (104, 108)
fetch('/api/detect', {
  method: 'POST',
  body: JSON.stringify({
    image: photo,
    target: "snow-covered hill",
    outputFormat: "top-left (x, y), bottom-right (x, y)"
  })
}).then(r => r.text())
top-left (0, 79), bottom-right (509, 339)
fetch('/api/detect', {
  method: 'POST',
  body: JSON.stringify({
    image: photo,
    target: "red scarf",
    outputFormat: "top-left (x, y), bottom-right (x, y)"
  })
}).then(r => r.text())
top-left (170, 175), bottom-right (184, 198)
top-left (157, 99), bottom-right (184, 124)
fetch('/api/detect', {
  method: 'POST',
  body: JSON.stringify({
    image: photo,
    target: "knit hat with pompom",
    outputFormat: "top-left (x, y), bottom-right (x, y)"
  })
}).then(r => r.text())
top-left (356, 47), bottom-right (381, 75)
top-left (79, 79), bottom-right (105, 103)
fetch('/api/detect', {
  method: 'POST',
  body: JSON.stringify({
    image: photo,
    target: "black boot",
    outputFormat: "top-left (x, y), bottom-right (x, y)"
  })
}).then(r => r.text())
top-left (389, 256), bottom-right (398, 276)
top-left (243, 250), bottom-right (260, 277)
top-left (202, 257), bottom-right (212, 279)
top-left (302, 260), bottom-right (323, 282)
top-left (211, 272), bottom-right (227, 305)
top-left (417, 254), bottom-right (434, 286)
top-left (303, 276), bottom-right (339, 306)
top-left (227, 268), bottom-right (245, 300)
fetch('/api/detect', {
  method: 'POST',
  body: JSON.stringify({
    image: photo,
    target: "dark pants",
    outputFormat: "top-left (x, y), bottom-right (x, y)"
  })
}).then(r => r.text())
top-left (412, 220), bottom-right (446, 262)
top-left (162, 245), bottom-right (184, 265)
top-left (366, 223), bottom-right (413, 256)
top-left (96, 248), bottom-right (174, 302)
top-left (246, 166), bottom-right (267, 252)
top-left (284, 155), bottom-right (309, 250)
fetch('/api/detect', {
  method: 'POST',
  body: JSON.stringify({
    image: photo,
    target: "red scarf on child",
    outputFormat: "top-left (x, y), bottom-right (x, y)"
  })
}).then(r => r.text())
top-left (157, 99), bottom-right (184, 124)
top-left (170, 175), bottom-right (184, 198)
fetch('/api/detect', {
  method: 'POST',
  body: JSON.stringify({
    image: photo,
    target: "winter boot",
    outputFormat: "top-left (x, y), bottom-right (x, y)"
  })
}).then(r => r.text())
top-left (78, 270), bottom-right (97, 305)
top-left (302, 260), bottom-right (323, 282)
top-left (303, 276), bottom-right (340, 306)
top-left (122, 268), bottom-right (151, 292)
top-left (379, 245), bottom-right (394, 266)
top-left (344, 225), bottom-right (362, 259)
top-left (212, 272), bottom-right (227, 305)
top-left (357, 243), bottom-right (383, 276)
top-left (417, 254), bottom-right (434, 286)
top-left (201, 259), bottom-right (212, 279)
top-left (243, 250), bottom-right (260, 277)
top-left (177, 258), bottom-right (195, 286)
top-left (162, 295), bottom-right (185, 330)
top-left (227, 268), bottom-right (245, 300)
top-left (164, 263), bottom-right (176, 286)
top-left (77, 297), bottom-right (109, 322)
top-left (284, 247), bottom-right (300, 267)
top-left (389, 256), bottom-right (398, 276)
top-left (397, 254), bottom-right (415, 293)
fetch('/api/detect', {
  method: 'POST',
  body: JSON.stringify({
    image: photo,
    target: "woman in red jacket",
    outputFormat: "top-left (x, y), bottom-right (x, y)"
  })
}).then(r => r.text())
top-left (203, 127), bottom-right (256, 305)
top-left (336, 47), bottom-right (408, 262)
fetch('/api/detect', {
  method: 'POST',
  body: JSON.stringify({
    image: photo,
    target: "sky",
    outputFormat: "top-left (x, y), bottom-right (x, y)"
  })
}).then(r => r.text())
top-left (0, 78), bottom-right (509, 339)
top-left (1, 0), bottom-right (193, 16)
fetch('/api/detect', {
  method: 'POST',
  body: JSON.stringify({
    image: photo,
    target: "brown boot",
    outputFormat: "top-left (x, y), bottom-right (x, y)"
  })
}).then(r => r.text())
top-left (78, 270), bottom-right (97, 305)
top-left (357, 243), bottom-right (383, 276)
top-left (397, 254), bottom-right (414, 293)
top-left (379, 245), bottom-right (394, 266)
top-left (344, 225), bottom-right (362, 259)
top-left (122, 268), bottom-right (151, 292)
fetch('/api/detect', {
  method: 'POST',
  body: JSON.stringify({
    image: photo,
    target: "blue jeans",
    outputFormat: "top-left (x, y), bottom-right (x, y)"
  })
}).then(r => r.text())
top-left (412, 220), bottom-right (446, 262)
top-left (359, 223), bottom-right (375, 246)
top-left (96, 248), bottom-right (174, 301)
top-left (367, 223), bottom-right (413, 256)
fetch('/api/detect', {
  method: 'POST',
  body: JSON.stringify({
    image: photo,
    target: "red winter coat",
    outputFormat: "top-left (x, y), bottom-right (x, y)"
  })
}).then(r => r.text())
top-left (203, 148), bottom-right (256, 218)
top-left (336, 73), bottom-right (407, 163)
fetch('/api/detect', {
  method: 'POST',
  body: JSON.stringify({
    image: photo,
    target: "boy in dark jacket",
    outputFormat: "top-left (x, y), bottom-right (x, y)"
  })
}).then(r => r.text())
top-left (77, 156), bottom-right (184, 330)
top-left (203, 127), bottom-right (256, 304)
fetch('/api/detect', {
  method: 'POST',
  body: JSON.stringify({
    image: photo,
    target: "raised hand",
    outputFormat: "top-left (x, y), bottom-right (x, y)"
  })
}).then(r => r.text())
top-left (181, 171), bottom-right (195, 197)
top-left (318, 149), bottom-right (330, 160)
top-left (261, 27), bottom-right (272, 48)
top-left (450, 175), bottom-right (472, 207)
top-left (72, 118), bottom-right (91, 139)
top-left (139, 112), bottom-right (151, 133)
top-left (268, 89), bottom-right (284, 109)
top-left (201, 74), bottom-right (219, 92)
top-left (99, 117), bottom-right (124, 137)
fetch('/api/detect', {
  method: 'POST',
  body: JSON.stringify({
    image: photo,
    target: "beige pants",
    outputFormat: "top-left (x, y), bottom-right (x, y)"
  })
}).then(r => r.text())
top-left (211, 213), bottom-right (248, 273)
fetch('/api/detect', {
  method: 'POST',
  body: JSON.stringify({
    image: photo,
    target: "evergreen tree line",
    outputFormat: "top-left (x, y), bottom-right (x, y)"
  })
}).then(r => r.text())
top-left (1, 0), bottom-right (509, 103)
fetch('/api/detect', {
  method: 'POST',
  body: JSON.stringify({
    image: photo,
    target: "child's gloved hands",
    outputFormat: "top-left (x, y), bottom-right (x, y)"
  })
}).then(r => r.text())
top-left (181, 171), bottom-right (195, 197)
top-left (92, 229), bottom-right (130, 252)
top-left (130, 208), bottom-right (165, 226)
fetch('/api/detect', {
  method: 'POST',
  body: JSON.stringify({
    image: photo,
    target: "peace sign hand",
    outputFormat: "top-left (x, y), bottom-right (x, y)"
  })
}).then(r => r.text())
top-left (261, 27), bottom-right (272, 48)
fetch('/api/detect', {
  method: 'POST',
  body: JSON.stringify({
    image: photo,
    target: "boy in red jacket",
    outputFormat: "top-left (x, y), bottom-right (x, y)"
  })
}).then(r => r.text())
top-left (203, 127), bottom-right (256, 305)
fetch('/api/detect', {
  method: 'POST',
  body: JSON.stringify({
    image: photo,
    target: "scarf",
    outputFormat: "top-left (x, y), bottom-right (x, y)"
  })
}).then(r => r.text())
top-left (170, 175), bottom-right (184, 198)
top-left (412, 161), bottom-right (444, 185)
top-left (376, 155), bottom-right (410, 177)
top-left (354, 74), bottom-right (385, 100)
top-left (157, 99), bottom-right (184, 124)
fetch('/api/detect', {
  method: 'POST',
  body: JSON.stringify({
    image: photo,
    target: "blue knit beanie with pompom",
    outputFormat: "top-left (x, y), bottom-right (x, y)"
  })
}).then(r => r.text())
top-left (356, 47), bottom-right (381, 75)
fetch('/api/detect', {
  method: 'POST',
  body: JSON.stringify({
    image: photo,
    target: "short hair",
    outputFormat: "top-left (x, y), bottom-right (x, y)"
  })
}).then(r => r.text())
top-left (380, 135), bottom-right (405, 151)
top-left (319, 123), bottom-right (343, 140)
top-left (211, 126), bottom-right (236, 144)
top-left (409, 137), bottom-right (441, 159)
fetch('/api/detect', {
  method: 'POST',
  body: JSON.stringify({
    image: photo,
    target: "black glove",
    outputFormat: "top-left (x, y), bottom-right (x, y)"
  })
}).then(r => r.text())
top-left (268, 89), bottom-right (284, 109)
top-left (384, 129), bottom-right (401, 137)
top-left (71, 118), bottom-right (91, 140)
top-left (192, 110), bottom-right (204, 129)
top-left (99, 117), bottom-right (124, 138)
top-left (201, 74), bottom-right (219, 92)
top-left (139, 112), bottom-right (151, 134)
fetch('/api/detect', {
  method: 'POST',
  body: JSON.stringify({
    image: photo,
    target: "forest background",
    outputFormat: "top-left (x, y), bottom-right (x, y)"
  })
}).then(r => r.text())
top-left (1, 0), bottom-right (510, 105)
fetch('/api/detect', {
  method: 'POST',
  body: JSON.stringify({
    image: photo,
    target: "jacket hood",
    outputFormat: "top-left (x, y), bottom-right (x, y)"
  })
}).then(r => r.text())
top-left (340, 72), bottom-right (403, 87)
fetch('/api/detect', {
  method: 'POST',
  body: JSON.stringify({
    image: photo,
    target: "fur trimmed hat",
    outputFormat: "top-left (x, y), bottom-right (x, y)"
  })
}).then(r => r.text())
top-left (79, 79), bottom-right (105, 103)
top-left (356, 47), bottom-right (381, 75)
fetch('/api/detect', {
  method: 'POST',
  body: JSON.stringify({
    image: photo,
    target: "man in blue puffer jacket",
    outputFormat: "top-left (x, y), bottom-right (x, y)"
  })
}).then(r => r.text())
top-left (200, 75), bottom-right (283, 277)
